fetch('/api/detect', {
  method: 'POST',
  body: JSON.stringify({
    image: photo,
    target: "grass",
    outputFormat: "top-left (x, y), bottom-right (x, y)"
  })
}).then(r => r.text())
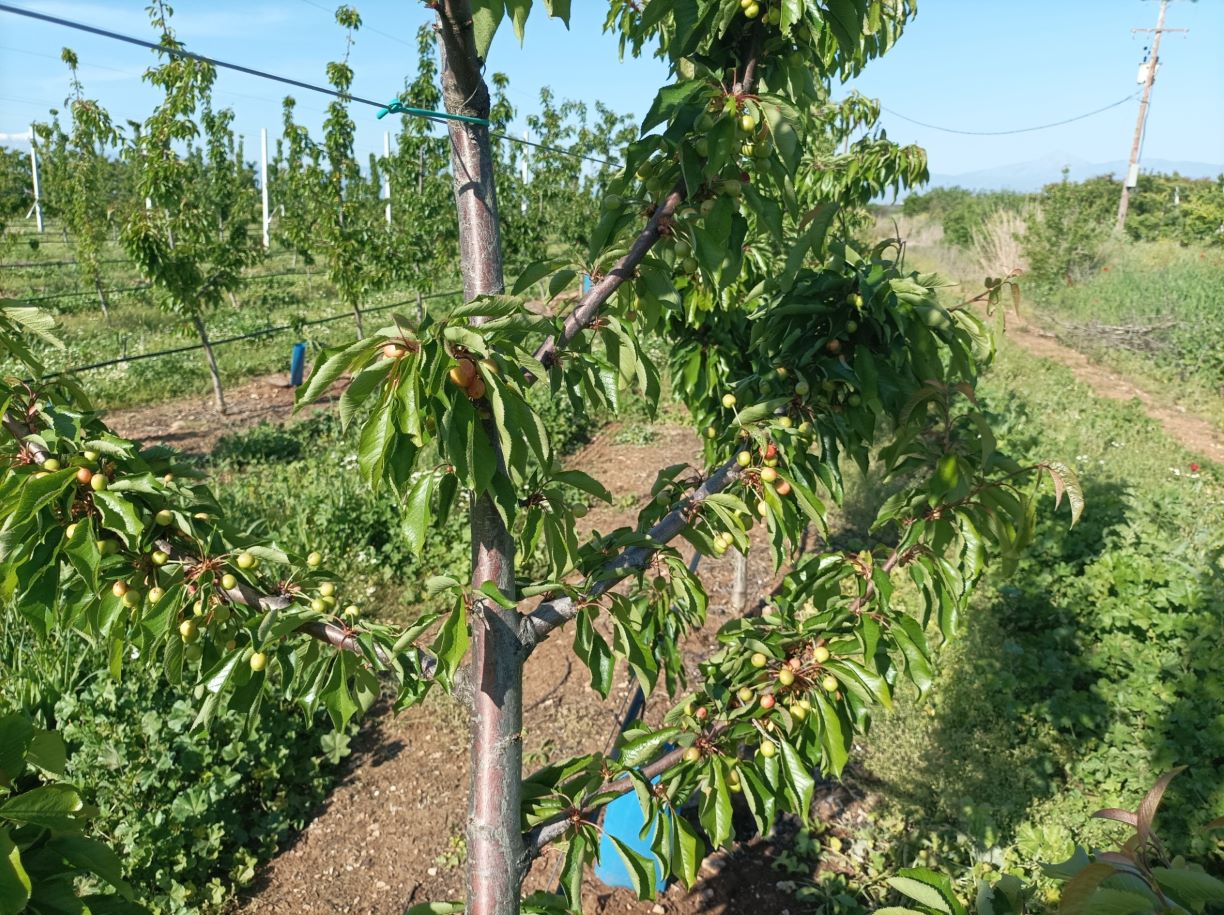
top-left (851, 238), bottom-right (1224, 900)
top-left (1, 223), bottom-right (460, 410)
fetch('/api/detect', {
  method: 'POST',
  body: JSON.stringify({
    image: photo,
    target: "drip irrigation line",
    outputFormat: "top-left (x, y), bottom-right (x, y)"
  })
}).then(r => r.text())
top-left (3, 258), bottom-right (131, 270)
top-left (880, 92), bottom-right (1141, 136)
top-left (0, 2), bottom-right (620, 167)
top-left (12, 268), bottom-right (324, 304)
top-left (40, 287), bottom-right (461, 378)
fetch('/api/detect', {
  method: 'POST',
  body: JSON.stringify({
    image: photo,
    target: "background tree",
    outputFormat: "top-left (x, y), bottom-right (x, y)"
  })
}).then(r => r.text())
top-left (120, 2), bottom-right (263, 413)
top-left (33, 51), bottom-right (122, 318)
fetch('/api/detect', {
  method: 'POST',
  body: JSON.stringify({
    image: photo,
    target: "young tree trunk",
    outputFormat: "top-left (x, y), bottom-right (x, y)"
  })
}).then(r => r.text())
top-left (94, 276), bottom-right (109, 320)
top-left (192, 314), bottom-right (227, 414)
top-left (351, 301), bottom-right (365, 338)
top-left (227, 289), bottom-right (240, 309)
top-left (416, 288), bottom-right (424, 323)
top-left (436, 5), bottom-right (523, 914)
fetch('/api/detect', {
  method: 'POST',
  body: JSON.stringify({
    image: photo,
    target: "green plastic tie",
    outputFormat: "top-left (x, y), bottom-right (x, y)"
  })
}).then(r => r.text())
top-left (376, 98), bottom-right (490, 127)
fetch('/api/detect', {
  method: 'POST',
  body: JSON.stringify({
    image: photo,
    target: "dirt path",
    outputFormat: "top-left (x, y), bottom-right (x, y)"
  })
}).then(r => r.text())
top-left (1006, 317), bottom-right (1224, 463)
top-left (103, 372), bottom-right (341, 457)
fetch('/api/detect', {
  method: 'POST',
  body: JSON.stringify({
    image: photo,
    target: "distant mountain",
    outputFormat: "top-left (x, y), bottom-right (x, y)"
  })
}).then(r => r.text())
top-left (925, 153), bottom-right (1223, 193)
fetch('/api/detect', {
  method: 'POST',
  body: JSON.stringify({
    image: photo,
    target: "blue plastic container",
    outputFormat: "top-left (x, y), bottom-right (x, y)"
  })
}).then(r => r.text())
top-left (289, 342), bottom-right (306, 387)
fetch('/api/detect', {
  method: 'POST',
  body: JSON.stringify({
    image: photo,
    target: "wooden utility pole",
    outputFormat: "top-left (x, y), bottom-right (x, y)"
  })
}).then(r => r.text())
top-left (1116, 0), bottom-right (1188, 233)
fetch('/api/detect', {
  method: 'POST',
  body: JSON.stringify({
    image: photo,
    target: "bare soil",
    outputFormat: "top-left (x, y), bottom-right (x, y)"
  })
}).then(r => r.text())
top-left (102, 372), bottom-right (342, 457)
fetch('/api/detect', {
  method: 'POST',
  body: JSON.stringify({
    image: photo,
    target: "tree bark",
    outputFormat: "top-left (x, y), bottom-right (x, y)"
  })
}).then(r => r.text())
top-left (351, 300), bottom-right (365, 338)
top-left (435, 5), bottom-right (523, 914)
top-left (94, 275), bottom-right (109, 320)
top-left (192, 313), bottom-right (227, 414)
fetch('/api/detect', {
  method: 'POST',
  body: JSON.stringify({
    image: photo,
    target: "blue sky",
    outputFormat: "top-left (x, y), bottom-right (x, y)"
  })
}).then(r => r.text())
top-left (0, 1), bottom-right (1221, 177)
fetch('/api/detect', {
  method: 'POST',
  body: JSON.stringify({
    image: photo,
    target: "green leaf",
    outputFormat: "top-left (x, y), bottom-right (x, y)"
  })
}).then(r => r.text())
top-left (297, 336), bottom-right (375, 407)
top-left (0, 828), bottom-right (31, 915)
top-left (469, 0), bottom-right (505, 60)
top-left (606, 834), bottom-right (657, 900)
top-left (0, 715), bottom-right (33, 786)
top-left (673, 815), bottom-right (703, 889)
top-left (429, 599), bottom-right (469, 690)
top-left (641, 79), bottom-right (704, 133)
top-left (1150, 868), bottom-right (1224, 909)
top-left (618, 727), bottom-right (681, 769)
top-left (92, 490), bottom-right (145, 547)
top-left (26, 730), bottom-right (66, 778)
top-left (477, 580), bottom-right (516, 609)
top-left (403, 472), bottom-right (436, 554)
top-left (505, 0), bottom-right (531, 43)
top-left (512, 259), bottom-right (563, 295)
top-left (45, 836), bottom-right (134, 898)
top-left (0, 785), bottom-right (84, 831)
top-left (887, 875), bottom-right (956, 915)
top-left (779, 738), bottom-right (816, 821)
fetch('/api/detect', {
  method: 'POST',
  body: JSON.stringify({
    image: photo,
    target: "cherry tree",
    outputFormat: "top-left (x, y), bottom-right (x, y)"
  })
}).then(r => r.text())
top-left (0, 2), bottom-right (1081, 913)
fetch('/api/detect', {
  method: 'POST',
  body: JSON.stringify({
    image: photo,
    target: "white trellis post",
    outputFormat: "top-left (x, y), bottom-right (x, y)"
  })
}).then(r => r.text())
top-left (260, 127), bottom-right (270, 249)
top-left (383, 131), bottom-right (392, 226)
top-left (29, 126), bottom-right (44, 233)
top-left (521, 130), bottom-right (529, 216)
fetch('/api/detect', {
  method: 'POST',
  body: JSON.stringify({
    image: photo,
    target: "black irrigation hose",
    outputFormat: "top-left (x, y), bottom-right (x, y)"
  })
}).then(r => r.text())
top-left (12, 268), bottom-right (321, 304)
top-left (3, 258), bottom-right (131, 269)
top-left (40, 288), bottom-right (460, 378)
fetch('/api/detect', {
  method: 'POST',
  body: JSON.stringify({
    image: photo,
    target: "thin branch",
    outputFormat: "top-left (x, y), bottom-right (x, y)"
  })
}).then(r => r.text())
top-left (523, 723), bottom-right (729, 857)
top-left (531, 21), bottom-right (767, 374)
top-left (520, 453), bottom-right (744, 651)
top-left (532, 184), bottom-right (684, 372)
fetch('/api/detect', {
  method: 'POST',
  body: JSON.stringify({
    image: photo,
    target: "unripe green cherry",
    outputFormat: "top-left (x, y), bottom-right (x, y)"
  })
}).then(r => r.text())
top-left (155, 509), bottom-right (173, 526)
top-left (236, 552), bottom-right (255, 570)
top-left (722, 393), bottom-right (737, 409)
top-left (759, 741), bottom-right (777, 759)
top-left (43, 458), bottom-right (62, 472)
top-left (306, 551), bottom-right (323, 568)
top-left (777, 668), bottom-right (796, 687)
top-left (821, 674), bottom-right (839, 692)
top-left (760, 466), bottom-right (778, 483)
top-left (319, 581), bottom-right (336, 598)
top-left (737, 687), bottom-right (755, 703)
top-left (683, 746), bottom-right (701, 763)
top-left (794, 380), bottom-right (811, 397)
top-left (151, 550), bottom-right (169, 566)
top-left (750, 652), bottom-right (768, 668)
top-left (221, 573), bottom-right (237, 590)
top-left (813, 645), bottom-right (831, 664)
top-left (249, 651), bottom-right (268, 672)
top-left (90, 474), bottom-right (108, 492)
top-left (149, 586), bottom-right (165, 604)
top-left (736, 451), bottom-right (752, 468)
top-left (179, 619), bottom-right (199, 643)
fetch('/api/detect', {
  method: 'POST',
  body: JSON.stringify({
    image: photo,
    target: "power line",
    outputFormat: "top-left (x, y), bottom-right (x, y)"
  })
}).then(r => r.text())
top-left (880, 92), bottom-right (1141, 136)
top-left (0, 2), bottom-right (620, 168)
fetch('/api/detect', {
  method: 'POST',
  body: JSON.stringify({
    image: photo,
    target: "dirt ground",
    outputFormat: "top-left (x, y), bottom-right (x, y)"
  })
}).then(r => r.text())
top-left (1007, 317), bottom-right (1224, 463)
top-left (99, 317), bottom-right (1222, 915)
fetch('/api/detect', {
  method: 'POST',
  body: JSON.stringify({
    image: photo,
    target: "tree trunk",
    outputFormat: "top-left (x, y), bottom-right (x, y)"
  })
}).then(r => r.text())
top-left (436, 5), bottom-right (522, 914)
top-left (192, 314), bottom-right (227, 414)
top-left (730, 548), bottom-right (748, 613)
top-left (351, 301), bottom-right (365, 338)
top-left (227, 289), bottom-right (240, 309)
top-left (416, 288), bottom-right (424, 323)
